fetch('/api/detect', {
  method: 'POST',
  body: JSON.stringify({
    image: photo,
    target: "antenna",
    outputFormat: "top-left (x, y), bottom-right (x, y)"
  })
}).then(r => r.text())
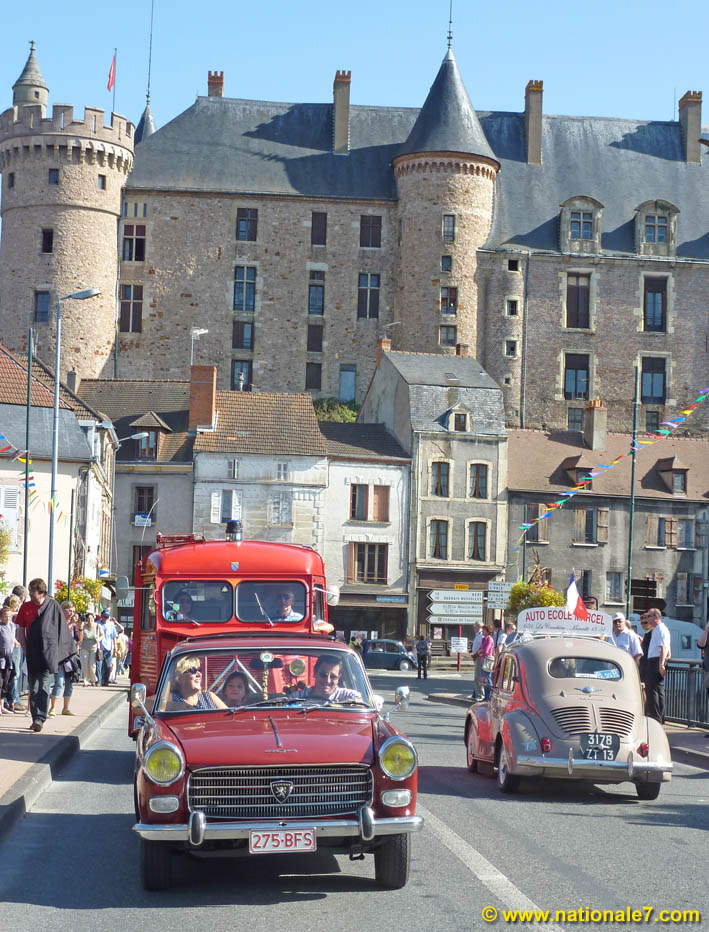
top-left (447, 0), bottom-right (453, 49)
top-left (146, 0), bottom-right (155, 105)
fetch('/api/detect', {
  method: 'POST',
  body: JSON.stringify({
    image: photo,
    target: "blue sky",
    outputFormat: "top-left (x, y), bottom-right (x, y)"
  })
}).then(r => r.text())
top-left (1, 0), bottom-right (707, 132)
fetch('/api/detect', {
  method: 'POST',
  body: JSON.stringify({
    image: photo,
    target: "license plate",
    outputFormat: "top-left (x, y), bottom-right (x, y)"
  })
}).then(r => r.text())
top-left (579, 733), bottom-right (620, 761)
top-left (249, 829), bottom-right (316, 854)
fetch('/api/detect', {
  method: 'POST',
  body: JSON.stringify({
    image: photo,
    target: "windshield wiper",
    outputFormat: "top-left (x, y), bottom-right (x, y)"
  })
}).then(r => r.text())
top-left (253, 593), bottom-right (274, 627)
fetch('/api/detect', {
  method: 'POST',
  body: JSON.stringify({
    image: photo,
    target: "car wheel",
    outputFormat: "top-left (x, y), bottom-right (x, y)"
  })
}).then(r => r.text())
top-left (466, 728), bottom-right (478, 773)
top-left (496, 743), bottom-right (520, 794)
top-left (140, 838), bottom-right (173, 891)
top-left (635, 781), bottom-right (661, 801)
top-left (374, 833), bottom-right (410, 889)
top-left (398, 659), bottom-right (412, 672)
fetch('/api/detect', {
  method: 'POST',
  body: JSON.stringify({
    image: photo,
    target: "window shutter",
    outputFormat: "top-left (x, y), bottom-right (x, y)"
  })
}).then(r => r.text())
top-left (646, 515), bottom-right (658, 547)
top-left (369, 286), bottom-right (379, 319)
top-left (676, 572), bottom-right (688, 604)
top-left (210, 490), bottom-right (222, 523)
top-left (696, 522), bottom-right (708, 549)
top-left (666, 518), bottom-right (678, 548)
top-left (228, 458), bottom-right (238, 479)
top-left (574, 508), bottom-right (585, 543)
top-left (347, 542), bottom-right (356, 583)
top-left (372, 485), bottom-right (389, 522)
top-left (597, 508), bottom-right (609, 543)
top-left (357, 286), bottom-right (368, 319)
top-left (231, 491), bottom-right (242, 520)
top-left (693, 576), bottom-right (703, 604)
top-left (0, 486), bottom-right (19, 548)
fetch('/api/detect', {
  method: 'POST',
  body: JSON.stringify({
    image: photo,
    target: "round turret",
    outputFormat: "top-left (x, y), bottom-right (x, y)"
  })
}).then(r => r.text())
top-left (393, 50), bottom-right (499, 357)
top-left (12, 41), bottom-right (48, 115)
top-left (0, 45), bottom-right (134, 381)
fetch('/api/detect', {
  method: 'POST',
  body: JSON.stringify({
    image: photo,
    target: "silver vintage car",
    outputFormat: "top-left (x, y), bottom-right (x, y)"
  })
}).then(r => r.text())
top-left (463, 635), bottom-right (673, 798)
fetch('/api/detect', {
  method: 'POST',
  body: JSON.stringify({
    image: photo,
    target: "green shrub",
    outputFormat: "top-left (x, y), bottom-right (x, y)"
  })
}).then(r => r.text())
top-left (314, 398), bottom-right (359, 423)
top-left (54, 576), bottom-right (104, 615)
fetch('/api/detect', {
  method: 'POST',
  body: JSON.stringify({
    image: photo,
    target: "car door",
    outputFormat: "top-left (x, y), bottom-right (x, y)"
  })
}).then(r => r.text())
top-left (367, 640), bottom-right (386, 669)
top-left (384, 641), bottom-right (400, 669)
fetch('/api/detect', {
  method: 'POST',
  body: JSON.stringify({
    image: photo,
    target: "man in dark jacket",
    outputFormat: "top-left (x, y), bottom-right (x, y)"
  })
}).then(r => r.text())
top-left (15, 578), bottom-right (73, 732)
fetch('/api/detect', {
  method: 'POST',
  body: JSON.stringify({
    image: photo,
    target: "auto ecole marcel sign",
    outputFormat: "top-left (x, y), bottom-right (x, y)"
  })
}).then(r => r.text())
top-left (517, 606), bottom-right (612, 637)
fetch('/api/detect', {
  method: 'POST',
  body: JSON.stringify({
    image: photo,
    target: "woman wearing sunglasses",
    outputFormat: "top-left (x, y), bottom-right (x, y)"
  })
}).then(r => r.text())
top-left (165, 655), bottom-right (227, 710)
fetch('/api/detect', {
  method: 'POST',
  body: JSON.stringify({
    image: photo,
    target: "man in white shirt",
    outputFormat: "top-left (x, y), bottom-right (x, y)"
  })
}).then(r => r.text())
top-left (609, 613), bottom-right (642, 662)
top-left (641, 608), bottom-right (671, 722)
top-left (470, 622), bottom-right (484, 701)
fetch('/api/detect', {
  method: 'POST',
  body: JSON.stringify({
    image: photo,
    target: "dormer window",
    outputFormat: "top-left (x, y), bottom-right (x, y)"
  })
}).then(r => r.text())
top-left (560, 196), bottom-right (603, 254)
top-left (137, 431), bottom-right (157, 459)
top-left (673, 472), bottom-right (687, 493)
top-left (635, 200), bottom-right (679, 256)
top-left (655, 456), bottom-right (688, 495)
top-left (451, 412), bottom-right (467, 431)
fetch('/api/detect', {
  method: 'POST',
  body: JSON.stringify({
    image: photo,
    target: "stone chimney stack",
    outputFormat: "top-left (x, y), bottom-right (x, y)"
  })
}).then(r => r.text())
top-left (376, 337), bottom-right (391, 367)
top-left (189, 365), bottom-right (217, 429)
top-left (332, 70), bottom-right (351, 154)
top-left (679, 90), bottom-right (702, 163)
top-left (583, 399), bottom-right (607, 452)
top-left (524, 80), bottom-right (543, 165)
top-left (208, 71), bottom-right (224, 97)
top-left (455, 343), bottom-right (471, 357)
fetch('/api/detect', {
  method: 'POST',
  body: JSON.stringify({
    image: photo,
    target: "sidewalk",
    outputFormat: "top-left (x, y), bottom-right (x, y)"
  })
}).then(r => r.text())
top-left (427, 691), bottom-right (709, 771)
top-left (0, 680), bottom-right (128, 841)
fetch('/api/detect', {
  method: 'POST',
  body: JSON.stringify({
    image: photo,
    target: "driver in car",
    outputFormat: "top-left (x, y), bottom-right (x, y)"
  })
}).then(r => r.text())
top-left (295, 655), bottom-right (361, 702)
top-left (273, 588), bottom-right (304, 621)
top-left (168, 590), bottom-right (196, 623)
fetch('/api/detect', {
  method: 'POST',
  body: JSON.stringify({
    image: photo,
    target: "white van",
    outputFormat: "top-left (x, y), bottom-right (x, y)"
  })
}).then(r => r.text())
top-left (628, 614), bottom-right (703, 660)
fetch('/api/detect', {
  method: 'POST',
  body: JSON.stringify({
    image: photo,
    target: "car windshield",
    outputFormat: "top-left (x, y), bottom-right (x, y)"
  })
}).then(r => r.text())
top-left (548, 657), bottom-right (622, 680)
top-left (235, 582), bottom-right (307, 624)
top-left (154, 646), bottom-right (373, 712)
top-left (161, 581), bottom-right (233, 624)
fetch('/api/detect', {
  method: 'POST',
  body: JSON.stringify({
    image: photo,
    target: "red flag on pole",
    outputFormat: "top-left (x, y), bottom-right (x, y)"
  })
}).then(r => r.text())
top-left (107, 51), bottom-right (116, 91)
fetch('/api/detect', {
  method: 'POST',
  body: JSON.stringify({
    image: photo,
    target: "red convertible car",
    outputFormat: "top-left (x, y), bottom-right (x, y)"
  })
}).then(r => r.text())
top-left (132, 634), bottom-right (421, 890)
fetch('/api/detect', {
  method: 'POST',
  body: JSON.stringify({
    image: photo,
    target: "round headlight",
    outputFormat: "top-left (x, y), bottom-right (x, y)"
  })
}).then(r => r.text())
top-left (144, 741), bottom-right (184, 786)
top-left (379, 736), bottom-right (417, 781)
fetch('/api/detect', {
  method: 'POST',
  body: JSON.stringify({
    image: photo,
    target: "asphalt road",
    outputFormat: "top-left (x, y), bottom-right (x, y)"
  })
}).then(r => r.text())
top-left (1, 669), bottom-right (707, 932)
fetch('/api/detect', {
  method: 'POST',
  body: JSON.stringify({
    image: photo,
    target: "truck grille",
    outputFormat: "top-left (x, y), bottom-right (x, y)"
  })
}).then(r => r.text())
top-left (550, 706), bottom-right (593, 734)
top-left (598, 708), bottom-right (635, 736)
top-left (188, 766), bottom-right (373, 819)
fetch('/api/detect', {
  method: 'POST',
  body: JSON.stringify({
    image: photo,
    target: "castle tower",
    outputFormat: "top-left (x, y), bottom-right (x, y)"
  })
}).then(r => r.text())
top-left (393, 49), bottom-right (499, 357)
top-left (0, 44), bottom-right (134, 381)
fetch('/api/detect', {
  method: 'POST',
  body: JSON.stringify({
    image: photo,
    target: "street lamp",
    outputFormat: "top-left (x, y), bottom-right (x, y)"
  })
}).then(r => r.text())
top-left (190, 327), bottom-right (208, 365)
top-left (48, 288), bottom-right (100, 590)
top-left (116, 431), bottom-right (148, 446)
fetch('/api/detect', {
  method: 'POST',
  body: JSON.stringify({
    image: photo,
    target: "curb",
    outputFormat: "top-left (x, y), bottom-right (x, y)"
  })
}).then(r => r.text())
top-left (427, 693), bottom-right (471, 709)
top-left (0, 689), bottom-right (127, 842)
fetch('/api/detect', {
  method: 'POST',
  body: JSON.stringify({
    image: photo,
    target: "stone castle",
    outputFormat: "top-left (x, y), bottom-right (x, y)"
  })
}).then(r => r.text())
top-left (1, 42), bottom-right (708, 434)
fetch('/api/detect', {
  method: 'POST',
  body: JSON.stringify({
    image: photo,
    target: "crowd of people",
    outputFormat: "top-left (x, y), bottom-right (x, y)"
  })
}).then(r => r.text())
top-left (0, 578), bottom-right (131, 732)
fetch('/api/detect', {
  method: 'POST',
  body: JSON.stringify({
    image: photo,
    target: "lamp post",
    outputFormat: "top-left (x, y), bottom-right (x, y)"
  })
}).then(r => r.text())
top-left (190, 328), bottom-right (208, 365)
top-left (48, 288), bottom-right (100, 591)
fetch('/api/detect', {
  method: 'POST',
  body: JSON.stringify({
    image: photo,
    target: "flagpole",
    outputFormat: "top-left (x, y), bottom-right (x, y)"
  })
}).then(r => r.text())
top-left (112, 47), bottom-right (117, 114)
top-left (625, 365), bottom-right (640, 618)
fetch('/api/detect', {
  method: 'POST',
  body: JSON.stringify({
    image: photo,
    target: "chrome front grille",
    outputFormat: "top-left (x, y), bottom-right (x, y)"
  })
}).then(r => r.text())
top-left (550, 706), bottom-right (594, 734)
top-left (188, 766), bottom-right (373, 819)
top-left (598, 708), bottom-right (635, 736)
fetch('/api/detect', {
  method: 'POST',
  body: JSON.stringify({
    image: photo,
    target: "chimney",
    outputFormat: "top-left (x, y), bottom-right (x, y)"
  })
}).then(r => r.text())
top-left (455, 343), bottom-right (470, 357)
top-left (66, 369), bottom-right (79, 393)
top-left (376, 337), bottom-right (391, 367)
top-left (208, 70), bottom-right (224, 97)
top-left (583, 399), bottom-right (607, 452)
top-left (189, 365), bottom-right (217, 429)
top-left (679, 90), bottom-right (702, 163)
top-left (524, 80), bottom-right (543, 165)
top-left (332, 70), bottom-right (351, 154)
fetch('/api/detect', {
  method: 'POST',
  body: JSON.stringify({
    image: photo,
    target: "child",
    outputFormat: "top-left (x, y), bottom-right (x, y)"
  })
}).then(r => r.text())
top-left (0, 606), bottom-right (16, 714)
top-left (223, 671), bottom-right (249, 706)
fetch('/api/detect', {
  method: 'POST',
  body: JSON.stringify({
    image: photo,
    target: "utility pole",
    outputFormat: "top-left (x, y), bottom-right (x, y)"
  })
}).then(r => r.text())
top-left (625, 365), bottom-right (640, 618)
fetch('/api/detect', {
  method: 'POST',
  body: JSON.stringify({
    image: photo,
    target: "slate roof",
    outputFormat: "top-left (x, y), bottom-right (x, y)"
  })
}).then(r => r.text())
top-left (130, 411), bottom-right (171, 431)
top-left (135, 102), bottom-right (156, 144)
top-left (0, 403), bottom-right (92, 461)
top-left (507, 430), bottom-right (709, 501)
top-left (318, 422), bottom-right (409, 460)
top-left (398, 50), bottom-right (497, 163)
top-left (77, 379), bottom-right (192, 463)
top-left (384, 351), bottom-right (501, 390)
top-left (194, 392), bottom-right (327, 456)
top-left (13, 43), bottom-right (47, 92)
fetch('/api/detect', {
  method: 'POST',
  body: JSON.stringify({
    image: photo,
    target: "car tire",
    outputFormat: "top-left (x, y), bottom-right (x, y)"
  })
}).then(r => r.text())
top-left (374, 833), bottom-right (410, 889)
top-left (140, 838), bottom-right (173, 891)
top-left (496, 743), bottom-right (520, 794)
top-left (465, 729), bottom-right (478, 773)
top-left (398, 660), bottom-right (412, 672)
top-left (635, 780), bottom-right (661, 801)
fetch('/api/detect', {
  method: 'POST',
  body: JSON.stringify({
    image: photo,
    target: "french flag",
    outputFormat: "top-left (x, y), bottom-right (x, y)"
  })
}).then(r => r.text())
top-left (566, 570), bottom-right (588, 621)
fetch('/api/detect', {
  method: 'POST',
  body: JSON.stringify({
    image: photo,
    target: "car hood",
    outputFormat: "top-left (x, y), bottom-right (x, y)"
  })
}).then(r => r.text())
top-left (162, 711), bottom-right (376, 768)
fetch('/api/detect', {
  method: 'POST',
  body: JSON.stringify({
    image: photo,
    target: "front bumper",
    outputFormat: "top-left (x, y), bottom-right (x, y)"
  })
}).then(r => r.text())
top-left (515, 753), bottom-right (672, 779)
top-left (133, 807), bottom-right (423, 845)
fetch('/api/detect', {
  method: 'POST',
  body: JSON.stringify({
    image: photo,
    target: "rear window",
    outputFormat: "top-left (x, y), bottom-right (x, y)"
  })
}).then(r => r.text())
top-left (548, 657), bottom-right (622, 680)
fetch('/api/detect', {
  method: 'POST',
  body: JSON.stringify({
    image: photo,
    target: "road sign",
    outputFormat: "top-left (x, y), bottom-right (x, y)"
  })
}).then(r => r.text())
top-left (428, 616), bottom-right (482, 626)
top-left (450, 637), bottom-right (468, 654)
top-left (430, 602), bottom-right (483, 616)
top-left (487, 602), bottom-right (508, 610)
top-left (488, 581), bottom-right (514, 592)
top-left (428, 589), bottom-right (483, 603)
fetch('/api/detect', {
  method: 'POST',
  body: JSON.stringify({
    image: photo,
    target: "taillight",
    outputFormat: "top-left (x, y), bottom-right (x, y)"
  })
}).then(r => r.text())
top-left (638, 742), bottom-right (649, 758)
top-left (541, 737), bottom-right (552, 753)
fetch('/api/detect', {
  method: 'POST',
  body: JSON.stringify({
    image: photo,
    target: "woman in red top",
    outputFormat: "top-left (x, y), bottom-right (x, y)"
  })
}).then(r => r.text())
top-left (478, 624), bottom-right (495, 700)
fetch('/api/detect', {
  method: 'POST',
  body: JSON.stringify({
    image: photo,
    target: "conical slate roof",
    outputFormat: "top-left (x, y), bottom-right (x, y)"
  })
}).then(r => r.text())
top-left (398, 49), bottom-right (496, 162)
top-left (13, 41), bottom-right (48, 92)
top-left (135, 102), bottom-right (156, 143)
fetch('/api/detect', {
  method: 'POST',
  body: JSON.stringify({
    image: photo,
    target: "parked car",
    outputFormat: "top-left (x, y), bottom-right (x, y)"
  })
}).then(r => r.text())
top-left (132, 635), bottom-right (422, 890)
top-left (365, 639), bottom-right (418, 672)
top-left (463, 635), bottom-right (673, 799)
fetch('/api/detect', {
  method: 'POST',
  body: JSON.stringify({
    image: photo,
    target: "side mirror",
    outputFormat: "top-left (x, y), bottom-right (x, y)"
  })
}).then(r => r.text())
top-left (326, 585), bottom-right (340, 607)
top-left (384, 685), bottom-right (410, 720)
top-left (131, 682), bottom-right (147, 712)
top-left (116, 575), bottom-right (131, 602)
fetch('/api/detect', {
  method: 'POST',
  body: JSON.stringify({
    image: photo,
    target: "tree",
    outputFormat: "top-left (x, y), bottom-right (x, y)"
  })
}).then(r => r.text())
top-left (54, 576), bottom-right (103, 615)
top-left (313, 398), bottom-right (359, 423)
top-left (508, 580), bottom-right (565, 615)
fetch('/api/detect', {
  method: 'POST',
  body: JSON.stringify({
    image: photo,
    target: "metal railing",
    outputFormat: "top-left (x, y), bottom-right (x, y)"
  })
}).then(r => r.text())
top-left (665, 660), bottom-right (709, 728)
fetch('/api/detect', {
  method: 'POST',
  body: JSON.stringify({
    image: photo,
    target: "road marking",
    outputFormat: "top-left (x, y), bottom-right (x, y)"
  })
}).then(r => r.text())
top-left (416, 802), bottom-right (565, 931)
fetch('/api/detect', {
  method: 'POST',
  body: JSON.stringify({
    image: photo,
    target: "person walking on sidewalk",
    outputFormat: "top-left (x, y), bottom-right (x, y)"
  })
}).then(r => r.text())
top-left (15, 578), bottom-right (73, 732)
top-left (0, 605), bottom-right (16, 714)
top-left (97, 609), bottom-right (123, 686)
top-left (469, 622), bottom-right (484, 701)
top-left (79, 613), bottom-right (99, 685)
top-left (3, 594), bottom-right (24, 711)
top-left (48, 602), bottom-right (79, 718)
top-left (416, 634), bottom-right (430, 679)
top-left (641, 608), bottom-right (671, 723)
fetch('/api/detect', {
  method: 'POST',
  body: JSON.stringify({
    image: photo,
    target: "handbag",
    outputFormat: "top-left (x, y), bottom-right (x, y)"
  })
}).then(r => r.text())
top-left (482, 655), bottom-right (495, 673)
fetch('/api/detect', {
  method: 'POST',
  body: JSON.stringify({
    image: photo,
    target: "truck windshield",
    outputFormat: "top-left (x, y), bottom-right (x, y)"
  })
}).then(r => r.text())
top-left (161, 581), bottom-right (233, 624)
top-left (235, 581), bottom-right (307, 624)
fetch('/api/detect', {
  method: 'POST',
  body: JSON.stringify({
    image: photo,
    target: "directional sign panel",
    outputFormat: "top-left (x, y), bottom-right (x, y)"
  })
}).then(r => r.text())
top-left (430, 602), bottom-right (484, 616)
top-left (488, 581), bottom-right (514, 592)
top-left (428, 616), bottom-right (483, 626)
top-left (429, 589), bottom-right (483, 603)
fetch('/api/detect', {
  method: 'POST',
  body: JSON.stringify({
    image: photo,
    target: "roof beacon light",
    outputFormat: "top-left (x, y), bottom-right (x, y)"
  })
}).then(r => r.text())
top-left (226, 519), bottom-right (243, 542)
